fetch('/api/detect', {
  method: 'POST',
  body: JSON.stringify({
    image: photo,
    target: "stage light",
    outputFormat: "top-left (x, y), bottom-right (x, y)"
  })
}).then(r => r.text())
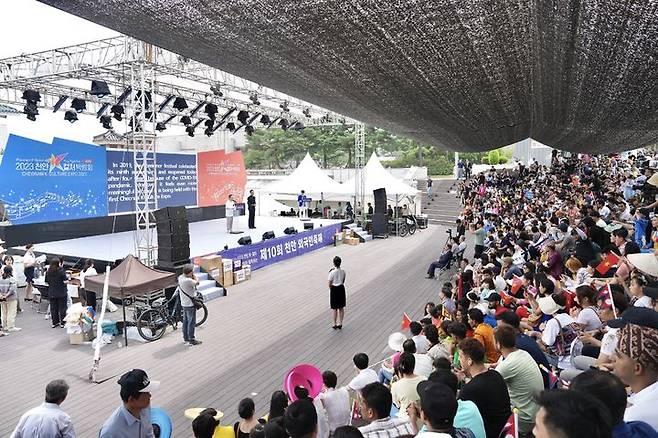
top-left (279, 118), bottom-right (290, 131)
top-left (237, 110), bottom-right (250, 125)
top-left (155, 122), bottom-right (167, 131)
top-left (303, 108), bottom-right (312, 118)
top-left (245, 125), bottom-right (255, 136)
top-left (279, 101), bottom-right (290, 112)
top-left (186, 125), bottom-right (195, 137)
top-left (238, 236), bottom-right (252, 245)
top-left (210, 84), bottom-right (223, 97)
top-left (100, 115), bottom-right (113, 130)
top-left (284, 227), bottom-right (298, 235)
top-left (71, 98), bottom-right (86, 113)
top-left (262, 231), bottom-right (275, 241)
top-left (249, 93), bottom-right (260, 105)
top-left (90, 80), bottom-right (111, 98)
top-left (204, 127), bottom-right (214, 137)
top-left (226, 122), bottom-right (236, 132)
top-left (22, 89), bottom-right (41, 102)
top-left (260, 114), bottom-right (271, 125)
top-left (64, 109), bottom-right (78, 123)
top-left (204, 119), bottom-right (214, 128)
top-left (22, 89), bottom-right (41, 121)
top-left (181, 115), bottom-right (192, 126)
top-left (173, 97), bottom-right (188, 111)
top-left (111, 104), bottom-right (124, 121)
top-left (292, 121), bottom-right (305, 131)
top-left (205, 103), bottom-right (218, 119)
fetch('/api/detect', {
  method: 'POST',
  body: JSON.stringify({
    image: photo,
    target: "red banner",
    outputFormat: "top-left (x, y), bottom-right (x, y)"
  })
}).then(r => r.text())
top-left (196, 150), bottom-right (247, 206)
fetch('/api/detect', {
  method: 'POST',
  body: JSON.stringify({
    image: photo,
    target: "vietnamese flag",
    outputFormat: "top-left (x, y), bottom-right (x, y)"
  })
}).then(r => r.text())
top-left (401, 313), bottom-right (412, 330)
top-left (510, 275), bottom-right (523, 294)
top-left (596, 252), bottom-right (621, 275)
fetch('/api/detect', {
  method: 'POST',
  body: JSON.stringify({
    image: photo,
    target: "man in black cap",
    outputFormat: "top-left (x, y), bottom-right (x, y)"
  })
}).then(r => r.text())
top-left (99, 369), bottom-right (159, 437)
top-left (485, 292), bottom-right (506, 318)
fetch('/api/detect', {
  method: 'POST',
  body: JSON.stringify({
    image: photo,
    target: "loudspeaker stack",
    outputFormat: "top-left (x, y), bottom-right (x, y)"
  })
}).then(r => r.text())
top-left (372, 188), bottom-right (388, 236)
top-left (373, 188), bottom-right (387, 214)
top-left (155, 206), bottom-right (190, 268)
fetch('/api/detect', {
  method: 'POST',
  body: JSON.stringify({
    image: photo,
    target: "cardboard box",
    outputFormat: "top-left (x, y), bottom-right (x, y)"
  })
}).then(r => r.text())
top-left (221, 259), bottom-right (233, 287)
top-left (69, 329), bottom-right (95, 345)
top-left (207, 267), bottom-right (223, 283)
top-left (345, 237), bottom-right (360, 246)
top-left (233, 269), bottom-right (247, 284)
top-left (233, 259), bottom-right (242, 271)
top-left (244, 265), bottom-right (252, 280)
top-left (334, 233), bottom-right (343, 245)
top-left (199, 255), bottom-right (222, 272)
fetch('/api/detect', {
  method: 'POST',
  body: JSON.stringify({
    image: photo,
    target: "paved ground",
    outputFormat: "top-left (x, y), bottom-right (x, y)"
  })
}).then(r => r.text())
top-left (0, 224), bottom-right (455, 437)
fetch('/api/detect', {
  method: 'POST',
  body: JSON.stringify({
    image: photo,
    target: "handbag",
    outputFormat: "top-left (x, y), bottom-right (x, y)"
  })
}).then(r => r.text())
top-left (177, 286), bottom-right (204, 310)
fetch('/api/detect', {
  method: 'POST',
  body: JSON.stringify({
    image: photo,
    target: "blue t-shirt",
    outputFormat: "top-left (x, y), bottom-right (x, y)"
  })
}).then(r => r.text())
top-left (634, 217), bottom-right (649, 247)
top-left (516, 333), bottom-right (551, 388)
top-left (454, 400), bottom-right (486, 438)
top-left (612, 420), bottom-right (658, 438)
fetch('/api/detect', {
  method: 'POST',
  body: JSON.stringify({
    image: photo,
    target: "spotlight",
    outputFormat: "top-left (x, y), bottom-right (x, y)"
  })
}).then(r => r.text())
top-left (53, 95), bottom-right (68, 113)
top-left (181, 115), bottom-right (192, 126)
top-left (278, 118), bottom-right (289, 131)
top-left (292, 121), bottom-right (305, 131)
top-left (158, 95), bottom-right (175, 112)
top-left (100, 115), bottom-right (113, 130)
top-left (238, 236), bottom-right (252, 245)
top-left (205, 103), bottom-right (218, 119)
top-left (226, 122), bottom-right (236, 132)
top-left (173, 97), bottom-right (188, 111)
top-left (303, 108), bottom-right (312, 118)
top-left (262, 231), bottom-right (275, 241)
top-left (90, 80), bottom-right (111, 98)
top-left (237, 110), bottom-right (250, 125)
top-left (284, 227), bottom-right (298, 235)
top-left (22, 89), bottom-right (41, 102)
top-left (64, 109), bottom-right (78, 123)
top-left (204, 127), bottom-right (214, 137)
top-left (260, 114), bottom-right (271, 125)
top-left (279, 101), bottom-right (289, 112)
top-left (186, 125), bottom-right (195, 137)
top-left (155, 122), bottom-right (167, 131)
top-left (204, 119), bottom-right (214, 128)
top-left (71, 98), bottom-right (86, 113)
top-left (111, 104), bottom-right (124, 121)
top-left (245, 125), bottom-right (255, 136)
top-left (24, 103), bottom-right (38, 121)
top-left (210, 85), bottom-right (223, 97)
top-left (249, 93), bottom-right (261, 105)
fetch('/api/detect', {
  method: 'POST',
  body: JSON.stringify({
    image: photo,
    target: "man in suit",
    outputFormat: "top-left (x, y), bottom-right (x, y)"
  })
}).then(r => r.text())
top-left (247, 190), bottom-right (256, 229)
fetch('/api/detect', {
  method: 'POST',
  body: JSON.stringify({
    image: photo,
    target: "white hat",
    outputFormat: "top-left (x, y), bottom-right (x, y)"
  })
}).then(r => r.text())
top-left (627, 253), bottom-right (658, 278)
top-left (538, 295), bottom-right (562, 315)
top-left (387, 332), bottom-right (406, 352)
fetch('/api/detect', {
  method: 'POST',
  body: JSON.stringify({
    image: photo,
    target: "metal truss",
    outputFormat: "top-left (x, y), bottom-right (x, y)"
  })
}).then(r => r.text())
top-left (354, 123), bottom-right (366, 218)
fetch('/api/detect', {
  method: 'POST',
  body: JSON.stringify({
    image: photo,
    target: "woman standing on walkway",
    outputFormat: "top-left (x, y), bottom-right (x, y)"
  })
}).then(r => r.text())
top-left (46, 257), bottom-right (68, 328)
top-left (328, 256), bottom-right (346, 330)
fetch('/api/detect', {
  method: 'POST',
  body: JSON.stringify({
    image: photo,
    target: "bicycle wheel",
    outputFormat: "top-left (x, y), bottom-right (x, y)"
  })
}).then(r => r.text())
top-left (399, 223), bottom-right (408, 237)
top-left (408, 224), bottom-right (417, 235)
top-left (195, 304), bottom-right (208, 327)
top-left (136, 309), bottom-right (167, 341)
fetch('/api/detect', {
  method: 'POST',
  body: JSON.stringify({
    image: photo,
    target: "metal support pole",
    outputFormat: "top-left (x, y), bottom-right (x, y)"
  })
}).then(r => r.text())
top-left (454, 151), bottom-right (459, 179)
top-left (354, 123), bottom-right (365, 223)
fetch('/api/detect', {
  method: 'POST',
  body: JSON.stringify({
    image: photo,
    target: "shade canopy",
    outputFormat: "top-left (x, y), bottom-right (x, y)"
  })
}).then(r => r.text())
top-left (263, 153), bottom-right (351, 197)
top-left (84, 254), bottom-right (177, 299)
top-left (343, 153), bottom-right (419, 196)
top-left (39, 0), bottom-right (658, 153)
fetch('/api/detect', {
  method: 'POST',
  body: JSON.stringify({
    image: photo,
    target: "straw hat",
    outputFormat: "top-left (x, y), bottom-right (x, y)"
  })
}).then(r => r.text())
top-left (648, 172), bottom-right (658, 187)
top-left (627, 253), bottom-right (658, 278)
top-left (184, 408), bottom-right (224, 421)
top-left (538, 295), bottom-right (562, 315)
top-left (387, 332), bottom-right (406, 352)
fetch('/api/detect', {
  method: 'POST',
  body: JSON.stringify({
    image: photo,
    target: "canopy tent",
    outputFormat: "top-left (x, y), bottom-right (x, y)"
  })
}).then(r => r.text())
top-left (84, 254), bottom-right (177, 299)
top-left (263, 153), bottom-right (351, 197)
top-left (343, 153), bottom-right (419, 196)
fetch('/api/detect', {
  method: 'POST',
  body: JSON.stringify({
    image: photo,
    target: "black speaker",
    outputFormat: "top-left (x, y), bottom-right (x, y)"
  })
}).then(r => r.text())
top-left (157, 232), bottom-right (190, 248)
top-left (156, 219), bottom-right (189, 235)
top-left (262, 231), bottom-right (275, 240)
top-left (158, 246), bottom-right (190, 262)
top-left (238, 236), bottom-right (252, 245)
top-left (154, 206), bottom-right (187, 222)
top-left (373, 188), bottom-right (387, 214)
top-left (372, 213), bottom-right (388, 236)
top-left (284, 227), bottom-right (298, 235)
top-left (304, 222), bottom-right (314, 230)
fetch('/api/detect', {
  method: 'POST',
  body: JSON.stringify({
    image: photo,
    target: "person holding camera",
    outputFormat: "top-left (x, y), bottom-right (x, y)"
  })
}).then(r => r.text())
top-left (178, 265), bottom-right (202, 346)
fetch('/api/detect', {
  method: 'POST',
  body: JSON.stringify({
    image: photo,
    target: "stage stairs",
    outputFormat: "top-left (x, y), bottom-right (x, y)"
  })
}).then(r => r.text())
top-left (193, 265), bottom-right (226, 301)
top-left (346, 223), bottom-right (373, 242)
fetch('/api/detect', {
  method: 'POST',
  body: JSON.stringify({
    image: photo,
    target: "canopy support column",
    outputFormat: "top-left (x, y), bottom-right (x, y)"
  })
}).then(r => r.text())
top-left (354, 123), bottom-right (365, 222)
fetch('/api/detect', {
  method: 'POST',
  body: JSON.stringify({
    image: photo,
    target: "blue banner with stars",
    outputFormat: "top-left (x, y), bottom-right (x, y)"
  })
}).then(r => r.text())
top-left (0, 134), bottom-right (108, 225)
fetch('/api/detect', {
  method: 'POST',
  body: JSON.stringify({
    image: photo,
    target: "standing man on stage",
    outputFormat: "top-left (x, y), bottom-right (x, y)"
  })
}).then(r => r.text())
top-left (226, 194), bottom-right (236, 233)
top-left (247, 190), bottom-right (256, 229)
top-left (298, 190), bottom-right (308, 219)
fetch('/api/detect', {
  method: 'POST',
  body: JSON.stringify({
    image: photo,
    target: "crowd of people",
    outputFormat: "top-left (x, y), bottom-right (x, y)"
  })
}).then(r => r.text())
top-left (10, 151), bottom-right (658, 438)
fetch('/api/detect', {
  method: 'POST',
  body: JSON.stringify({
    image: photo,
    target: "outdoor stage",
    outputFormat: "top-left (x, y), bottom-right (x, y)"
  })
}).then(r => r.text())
top-left (18, 216), bottom-right (345, 265)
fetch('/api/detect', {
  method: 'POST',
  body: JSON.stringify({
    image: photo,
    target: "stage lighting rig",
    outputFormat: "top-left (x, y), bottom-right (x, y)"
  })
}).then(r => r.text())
top-left (303, 108), bottom-right (312, 118)
top-left (210, 84), bottom-right (223, 97)
top-left (111, 104), bottom-right (124, 121)
top-left (292, 121), bottom-right (305, 131)
top-left (186, 125), bottom-right (195, 137)
top-left (237, 110), bottom-right (250, 125)
top-left (226, 122), bottom-right (236, 132)
top-left (249, 93), bottom-right (261, 105)
top-left (260, 114), bottom-right (271, 125)
top-left (53, 95), bottom-right (68, 113)
top-left (205, 103), bottom-right (218, 119)
top-left (156, 122), bottom-right (167, 131)
top-left (90, 80), bottom-right (111, 98)
top-left (100, 115), bottom-right (113, 129)
top-left (173, 97), bottom-right (188, 111)
top-left (64, 109), bottom-right (78, 123)
top-left (180, 115), bottom-right (192, 126)
top-left (278, 118), bottom-right (290, 131)
top-left (279, 101), bottom-right (290, 112)
top-left (245, 125), bottom-right (255, 136)
top-left (21, 89), bottom-right (41, 121)
top-left (71, 98), bottom-right (86, 113)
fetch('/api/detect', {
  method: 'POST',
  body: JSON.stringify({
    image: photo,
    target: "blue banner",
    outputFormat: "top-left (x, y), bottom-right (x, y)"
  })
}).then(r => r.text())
top-left (218, 224), bottom-right (343, 270)
top-left (0, 135), bottom-right (108, 225)
top-left (106, 150), bottom-right (197, 214)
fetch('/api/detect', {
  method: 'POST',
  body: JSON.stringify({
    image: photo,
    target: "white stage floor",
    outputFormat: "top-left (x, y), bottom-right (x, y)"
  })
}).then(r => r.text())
top-left (24, 216), bottom-right (343, 262)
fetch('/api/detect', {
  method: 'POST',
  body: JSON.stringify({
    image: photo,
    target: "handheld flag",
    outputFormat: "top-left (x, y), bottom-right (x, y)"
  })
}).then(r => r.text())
top-left (509, 275), bottom-right (523, 294)
top-left (401, 312), bottom-right (412, 330)
top-left (598, 284), bottom-right (617, 319)
top-left (596, 252), bottom-right (621, 275)
top-left (501, 410), bottom-right (518, 438)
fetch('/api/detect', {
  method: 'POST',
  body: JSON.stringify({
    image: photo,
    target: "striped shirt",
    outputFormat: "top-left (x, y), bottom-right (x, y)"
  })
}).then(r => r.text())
top-left (358, 417), bottom-right (414, 438)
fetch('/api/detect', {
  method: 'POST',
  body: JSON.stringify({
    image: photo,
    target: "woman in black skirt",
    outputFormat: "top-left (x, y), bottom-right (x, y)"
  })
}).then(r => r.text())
top-left (328, 256), bottom-right (346, 329)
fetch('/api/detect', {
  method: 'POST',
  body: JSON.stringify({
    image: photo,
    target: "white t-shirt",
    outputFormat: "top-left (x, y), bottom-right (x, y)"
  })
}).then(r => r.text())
top-left (413, 353), bottom-right (433, 378)
top-left (318, 387), bottom-right (351, 432)
top-left (541, 313), bottom-right (576, 369)
top-left (600, 328), bottom-right (618, 357)
top-left (412, 335), bottom-right (428, 354)
top-left (225, 200), bottom-right (236, 217)
top-left (347, 368), bottom-right (378, 391)
top-left (328, 268), bottom-right (346, 286)
top-left (576, 307), bottom-right (602, 331)
top-left (23, 250), bottom-right (36, 268)
top-left (634, 296), bottom-right (653, 308)
top-left (80, 267), bottom-right (98, 289)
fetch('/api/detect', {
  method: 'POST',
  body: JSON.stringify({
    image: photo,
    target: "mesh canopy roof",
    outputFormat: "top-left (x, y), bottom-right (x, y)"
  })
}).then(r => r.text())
top-left (39, 0), bottom-right (658, 153)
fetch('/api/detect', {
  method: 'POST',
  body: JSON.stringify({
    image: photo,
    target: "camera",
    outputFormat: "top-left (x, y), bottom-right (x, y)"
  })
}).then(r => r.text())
top-left (446, 228), bottom-right (453, 235)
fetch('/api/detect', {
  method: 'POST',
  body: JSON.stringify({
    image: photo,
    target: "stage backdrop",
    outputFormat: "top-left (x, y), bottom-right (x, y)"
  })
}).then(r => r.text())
top-left (0, 134), bottom-right (108, 225)
top-left (0, 134), bottom-right (246, 225)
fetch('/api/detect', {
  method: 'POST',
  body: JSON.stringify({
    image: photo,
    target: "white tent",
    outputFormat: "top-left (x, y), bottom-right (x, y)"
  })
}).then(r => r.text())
top-left (343, 152), bottom-right (419, 196)
top-left (263, 153), bottom-right (351, 197)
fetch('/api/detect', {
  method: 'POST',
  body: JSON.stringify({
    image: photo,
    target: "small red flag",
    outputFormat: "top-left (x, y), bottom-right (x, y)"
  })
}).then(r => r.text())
top-left (401, 312), bottom-right (412, 330)
top-left (510, 275), bottom-right (523, 294)
top-left (596, 252), bottom-right (621, 275)
top-left (502, 411), bottom-right (518, 438)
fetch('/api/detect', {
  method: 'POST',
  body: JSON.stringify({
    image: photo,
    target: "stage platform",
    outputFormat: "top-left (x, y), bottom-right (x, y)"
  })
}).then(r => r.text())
top-left (17, 216), bottom-right (344, 264)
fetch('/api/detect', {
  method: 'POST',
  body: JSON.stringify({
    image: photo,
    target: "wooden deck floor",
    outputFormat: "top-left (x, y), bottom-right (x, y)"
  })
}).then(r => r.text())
top-left (0, 224), bottom-right (455, 437)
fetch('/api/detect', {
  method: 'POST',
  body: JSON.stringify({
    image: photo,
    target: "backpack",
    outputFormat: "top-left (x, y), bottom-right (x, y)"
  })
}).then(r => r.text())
top-left (551, 316), bottom-right (580, 357)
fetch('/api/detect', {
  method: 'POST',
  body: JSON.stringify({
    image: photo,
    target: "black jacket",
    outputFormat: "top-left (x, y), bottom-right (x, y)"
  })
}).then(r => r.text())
top-left (46, 268), bottom-right (68, 298)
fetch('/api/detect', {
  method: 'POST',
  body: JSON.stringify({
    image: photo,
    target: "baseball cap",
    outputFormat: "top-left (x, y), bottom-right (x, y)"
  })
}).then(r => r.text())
top-left (486, 292), bottom-right (502, 302)
top-left (607, 307), bottom-right (658, 330)
top-left (416, 381), bottom-right (457, 428)
top-left (117, 369), bottom-right (160, 394)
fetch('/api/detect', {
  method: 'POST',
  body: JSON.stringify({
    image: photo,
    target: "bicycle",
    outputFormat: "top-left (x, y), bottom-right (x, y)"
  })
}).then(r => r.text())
top-left (398, 216), bottom-right (417, 237)
top-left (134, 292), bottom-right (208, 341)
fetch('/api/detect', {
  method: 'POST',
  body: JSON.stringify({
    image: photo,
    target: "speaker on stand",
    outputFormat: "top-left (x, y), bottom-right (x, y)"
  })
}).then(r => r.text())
top-left (155, 206), bottom-right (191, 267)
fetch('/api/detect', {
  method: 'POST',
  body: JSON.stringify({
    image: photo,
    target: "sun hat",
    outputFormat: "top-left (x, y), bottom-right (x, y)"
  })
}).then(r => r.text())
top-left (538, 295), bottom-right (562, 315)
top-left (628, 253), bottom-right (658, 278)
top-left (387, 332), bottom-right (406, 352)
